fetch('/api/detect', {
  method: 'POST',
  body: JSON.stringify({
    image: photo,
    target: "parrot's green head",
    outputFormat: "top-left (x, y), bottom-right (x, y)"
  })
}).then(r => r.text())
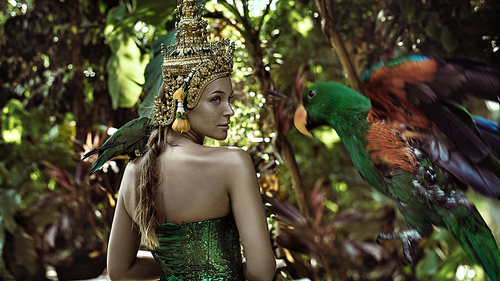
top-left (294, 82), bottom-right (370, 138)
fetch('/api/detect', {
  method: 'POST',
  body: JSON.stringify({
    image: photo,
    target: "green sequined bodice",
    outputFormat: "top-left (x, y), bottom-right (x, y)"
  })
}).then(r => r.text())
top-left (151, 214), bottom-right (244, 281)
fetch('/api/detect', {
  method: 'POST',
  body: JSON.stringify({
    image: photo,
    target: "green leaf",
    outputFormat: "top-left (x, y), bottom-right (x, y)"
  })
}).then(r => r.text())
top-left (2, 99), bottom-right (24, 144)
top-left (13, 228), bottom-right (37, 277)
top-left (106, 31), bottom-right (150, 109)
top-left (139, 32), bottom-right (176, 118)
top-left (106, 1), bottom-right (176, 37)
top-left (0, 162), bottom-right (10, 186)
top-left (0, 189), bottom-right (20, 234)
top-left (105, 1), bottom-right (177, 110)
top-left (434, 258), bottom-right (461, 280)
top-left (374, 10), bottom-right (384, 33)
top-left (440, 27), bottom-right (459, 53)
top-left (424, 15), bottom-right (441, 39)
top-left (397, 0), bottom-right (416, 22)
top-left (1, 257), bottom-right (16, 281)
top-left (0, 217), bottom-right (4, 265)
top-left (0, 189), bottom-right (20, 277)
top-left (144, 33), bottom-right (175, 90)
top-left (416, 250), bottom-right (441, 280)
top-left (104, 4), bottom-right (130, 41)
top-left (132, 2), bottom-right (177, 27)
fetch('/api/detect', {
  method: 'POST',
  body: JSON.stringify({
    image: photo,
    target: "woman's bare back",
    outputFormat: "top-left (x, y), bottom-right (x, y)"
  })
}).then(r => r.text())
top-left (112, 135), bottom-right (276, 281)
top-left (128, 139), bottom-right (241, 225)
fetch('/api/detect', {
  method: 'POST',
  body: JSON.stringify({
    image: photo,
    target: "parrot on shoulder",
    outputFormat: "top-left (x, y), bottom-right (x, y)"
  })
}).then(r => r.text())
top-left (83, 117), bottom-right (152, 174)
top-left (294, 55), bottom-right (500, 280)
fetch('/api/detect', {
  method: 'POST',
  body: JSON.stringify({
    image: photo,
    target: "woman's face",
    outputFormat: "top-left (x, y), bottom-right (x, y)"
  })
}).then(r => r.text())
top-left (186, 77), bottom-right (234, 141)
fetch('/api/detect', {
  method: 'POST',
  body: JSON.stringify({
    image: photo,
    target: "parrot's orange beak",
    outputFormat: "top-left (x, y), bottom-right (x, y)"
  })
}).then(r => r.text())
top-left (294, 105), bottom-right (313, 138)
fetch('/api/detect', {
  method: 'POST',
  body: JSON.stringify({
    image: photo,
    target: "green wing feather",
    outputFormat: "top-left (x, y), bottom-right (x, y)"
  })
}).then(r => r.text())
top-left (83, 117), bottom-right (152, 174)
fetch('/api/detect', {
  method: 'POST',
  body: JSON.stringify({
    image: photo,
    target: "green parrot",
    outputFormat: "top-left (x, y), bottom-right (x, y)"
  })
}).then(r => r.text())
top-left (83, 117), bottom-right (152, 174)
top-left (294, 55), bottom-right (500, 280)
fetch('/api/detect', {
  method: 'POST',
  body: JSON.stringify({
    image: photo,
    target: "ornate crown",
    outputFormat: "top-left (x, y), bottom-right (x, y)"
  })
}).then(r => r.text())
top-left (153, 0), bottom-right (235, 132)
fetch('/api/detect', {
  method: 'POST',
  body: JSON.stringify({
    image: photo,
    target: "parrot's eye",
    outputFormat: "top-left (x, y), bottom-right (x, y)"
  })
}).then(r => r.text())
top-left (308, 90), bottom-right (316, 99)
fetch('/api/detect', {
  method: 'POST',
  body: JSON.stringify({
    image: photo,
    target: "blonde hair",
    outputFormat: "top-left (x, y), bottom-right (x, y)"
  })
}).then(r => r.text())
top-left (134, 83), bottom-right (168, 249)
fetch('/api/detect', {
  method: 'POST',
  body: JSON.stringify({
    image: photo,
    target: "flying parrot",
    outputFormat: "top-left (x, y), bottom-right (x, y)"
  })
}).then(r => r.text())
top-left (82, 117), bottom-right (152, 174)
top-left (294, 55), bottom-right (500, 280)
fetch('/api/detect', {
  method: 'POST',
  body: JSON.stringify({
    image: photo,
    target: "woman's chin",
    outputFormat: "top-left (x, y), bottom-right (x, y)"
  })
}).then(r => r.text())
top-left (211, 132), bottom-right (228, 141)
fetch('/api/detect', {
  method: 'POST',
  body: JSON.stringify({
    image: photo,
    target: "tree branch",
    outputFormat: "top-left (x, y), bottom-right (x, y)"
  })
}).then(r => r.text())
top-left (275, 130), bottom-right (311, 218)
top-left (219, 0), bottom-right (310, 218)
top-left (69, 0), bottom-right (88, 151)
top-left (242, 0), bottom-right (250, 21)
top-left (313, 0), bottom-right (364, 94)
top-left (256, 0), bottom-right (272, 34)
top-left (217, 0), bottom-right (246, 28)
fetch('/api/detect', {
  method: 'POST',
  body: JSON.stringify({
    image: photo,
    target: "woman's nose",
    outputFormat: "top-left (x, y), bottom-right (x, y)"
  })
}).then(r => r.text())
top-left (224, 103), bottom-right (235, 117)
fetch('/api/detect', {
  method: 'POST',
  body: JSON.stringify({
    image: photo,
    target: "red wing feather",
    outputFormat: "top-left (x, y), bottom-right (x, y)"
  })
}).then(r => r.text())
top-left (363, 59), bottom-right (438, 128)
top-left (361, 55), bottom-right (500, 198)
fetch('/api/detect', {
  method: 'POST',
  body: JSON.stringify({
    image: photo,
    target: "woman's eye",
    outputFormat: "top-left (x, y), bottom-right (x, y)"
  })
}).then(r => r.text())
top-left (228, 95), bottom-right (234, 103)
top-left (211, 96), bottom-right (221, 103)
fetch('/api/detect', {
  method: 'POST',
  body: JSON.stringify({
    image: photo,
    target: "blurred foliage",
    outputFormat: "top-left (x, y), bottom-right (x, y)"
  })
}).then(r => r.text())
top-left (1, 0), bottom-right (499, 280)
top-left (104, 1), bottom-right (177, 109)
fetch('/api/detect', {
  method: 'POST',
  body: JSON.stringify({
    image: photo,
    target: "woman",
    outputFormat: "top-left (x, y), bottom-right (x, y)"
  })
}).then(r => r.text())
top-left (106, 0), bottom-right (276, 280)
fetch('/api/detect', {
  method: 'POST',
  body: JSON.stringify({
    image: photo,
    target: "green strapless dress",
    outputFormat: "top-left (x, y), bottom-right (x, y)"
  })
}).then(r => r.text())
top-left (151, 214), bottom-right (245, 281)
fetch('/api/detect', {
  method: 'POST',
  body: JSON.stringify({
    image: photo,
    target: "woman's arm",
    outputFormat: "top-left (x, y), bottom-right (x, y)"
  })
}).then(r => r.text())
top-left (107, 163), bottom-right (161, 281)
top-left (227, 149), bottom-right (276, 281)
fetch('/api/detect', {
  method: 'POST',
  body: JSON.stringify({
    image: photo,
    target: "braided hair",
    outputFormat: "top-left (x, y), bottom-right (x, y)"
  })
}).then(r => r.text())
top-left (134, 83), bottom-right (168, 248)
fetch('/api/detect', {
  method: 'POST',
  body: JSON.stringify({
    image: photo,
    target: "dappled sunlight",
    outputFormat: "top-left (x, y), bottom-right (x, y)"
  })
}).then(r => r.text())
top-left (2, 0), bottom-right (500, 280)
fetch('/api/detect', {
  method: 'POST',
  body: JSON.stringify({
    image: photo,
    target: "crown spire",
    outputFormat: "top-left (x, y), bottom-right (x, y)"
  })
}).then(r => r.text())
top-left (154, 0), bottom-right (235, 130)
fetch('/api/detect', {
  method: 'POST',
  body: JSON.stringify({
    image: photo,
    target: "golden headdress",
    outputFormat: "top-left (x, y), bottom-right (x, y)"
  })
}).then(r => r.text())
top-left (153, 0), bottom-right (235, 132)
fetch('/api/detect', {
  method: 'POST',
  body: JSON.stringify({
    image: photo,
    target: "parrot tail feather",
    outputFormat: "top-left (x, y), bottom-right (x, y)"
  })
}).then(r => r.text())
top-left (461, 227), bottom-right (500, 281)
top-left (86, 142), bottom-right (127, 174)
top-left (82, 142), bottom-right (126, 160)
top-left (82, 149), bottom-right (99, 160)
top-left (89, 158), bottom-right (109, 174)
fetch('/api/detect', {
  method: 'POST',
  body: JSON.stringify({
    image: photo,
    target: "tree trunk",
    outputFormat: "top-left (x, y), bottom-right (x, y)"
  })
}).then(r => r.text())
top-left (242, 22), bottom-right (311, 219)
top-left (274, 130), bottom-right (311, 218)
top-left (218, 0), bottom-right (311, 217)
top-left (69, 0), bottom-right (88, 151)
top-left (314, 0), bottom-right (365, 94)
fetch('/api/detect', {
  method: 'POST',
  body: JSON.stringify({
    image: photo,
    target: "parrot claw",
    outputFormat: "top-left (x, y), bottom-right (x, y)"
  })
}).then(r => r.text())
top-left (377, 229), bottom-right (422, 263)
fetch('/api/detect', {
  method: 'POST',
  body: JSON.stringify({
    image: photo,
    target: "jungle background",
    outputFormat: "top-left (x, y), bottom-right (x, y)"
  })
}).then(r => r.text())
top-left (1, 0), bottom-right (500, 280)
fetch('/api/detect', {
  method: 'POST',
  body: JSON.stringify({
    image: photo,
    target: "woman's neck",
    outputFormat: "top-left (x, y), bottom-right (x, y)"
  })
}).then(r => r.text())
top-left (182, 131), bottom-right (204, 145)
top-left (166, 128), bottom-right (204, 145)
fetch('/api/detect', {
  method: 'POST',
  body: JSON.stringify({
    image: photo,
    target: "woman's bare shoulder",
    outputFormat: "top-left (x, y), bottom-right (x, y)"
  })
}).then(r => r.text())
top-left (211, 147), bottom-right (257, 185)
top-left (123, 157), bottom-right (144, 182)
top-left (207, 146), bottom-right (252, 166)
top-left (119, 157), bottom-right (144, 209)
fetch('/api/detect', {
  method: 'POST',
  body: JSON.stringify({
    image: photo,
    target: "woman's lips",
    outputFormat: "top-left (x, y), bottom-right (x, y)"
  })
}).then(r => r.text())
top-left (218, 122), bottom-right (230, 130)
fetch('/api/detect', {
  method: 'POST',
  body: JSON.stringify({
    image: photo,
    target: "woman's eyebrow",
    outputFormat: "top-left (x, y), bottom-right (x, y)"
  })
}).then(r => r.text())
top-left (208, 90), bottom-right (229, 96)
